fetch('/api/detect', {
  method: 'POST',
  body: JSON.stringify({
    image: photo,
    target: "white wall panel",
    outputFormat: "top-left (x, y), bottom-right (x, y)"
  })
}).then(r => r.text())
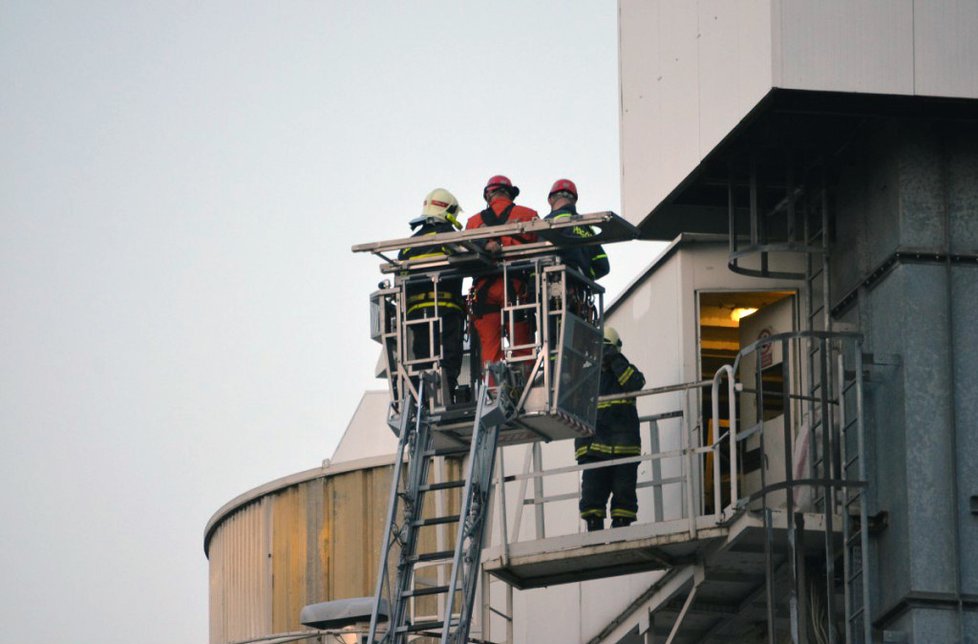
top-left (697, 1), bottom-right (774, 169)
top-left (620, 0), bottom-right (978, 224)
top-left (914, 1), bottom-right (978, 98)
top-left (620, 0), bottom-right (774, 225)
top-left (619, 0), bottom-right (702, 226)
top-left (776, 0), bottom-right (914, 93)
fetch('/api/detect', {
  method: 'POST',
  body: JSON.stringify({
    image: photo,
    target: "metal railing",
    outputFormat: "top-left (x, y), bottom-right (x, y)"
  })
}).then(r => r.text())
top-left (372, 256), bottom-right (605, 424)
top-left (490, 378), bottom-right (729, 553)
top-left (482, 330), bottom-right (870, 643)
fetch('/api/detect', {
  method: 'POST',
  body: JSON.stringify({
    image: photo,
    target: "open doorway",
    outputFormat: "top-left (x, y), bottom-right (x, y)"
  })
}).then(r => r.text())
top-left (698, 290), bottom-right (796, 513)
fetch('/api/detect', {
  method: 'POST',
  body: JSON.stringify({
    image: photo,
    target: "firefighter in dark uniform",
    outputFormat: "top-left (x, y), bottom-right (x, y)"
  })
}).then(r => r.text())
top-left (398, 188), bottom-right (465, 401)
top-left (544, 178), bottom-right (609, 283)
top-left (576, 326), bottom-right (646, 530)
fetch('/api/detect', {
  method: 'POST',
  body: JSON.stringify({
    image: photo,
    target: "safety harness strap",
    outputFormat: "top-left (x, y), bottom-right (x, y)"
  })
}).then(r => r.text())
top-left (480, 203), bottom-right (514, 226)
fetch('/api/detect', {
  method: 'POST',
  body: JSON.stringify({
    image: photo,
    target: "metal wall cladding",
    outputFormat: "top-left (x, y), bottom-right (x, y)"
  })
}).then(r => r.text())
top-left (207, 465), bottom-right (393, 644)
top-left (829, 120), bottom-right (978, 635)
top-left (207, 458), bottom-right (465, 644)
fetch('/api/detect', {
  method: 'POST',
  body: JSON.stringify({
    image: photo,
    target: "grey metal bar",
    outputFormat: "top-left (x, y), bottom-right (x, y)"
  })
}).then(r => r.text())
top-left (665, 579), bottom-right (701, 644)
top-left (819, 336), bottom-right (836, 644)
top-left (855, 346), bottom-right (872, 643)
top-left (352, 211), bottom-right (639, 256)
top-left (782, 338), bottom-right (800, 644)
top-left (532, 443), bottom-right (545, 539)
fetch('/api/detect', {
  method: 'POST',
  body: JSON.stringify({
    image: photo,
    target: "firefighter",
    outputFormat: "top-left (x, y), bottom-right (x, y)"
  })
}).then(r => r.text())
top-left (544, 178), bottom-right (609, 282)
top-left (465, 175), bottom-right (539, 368)
top-left (398, 188), bottom-right (465, 401)
top-left (576, 326), bottom-right (646, 531)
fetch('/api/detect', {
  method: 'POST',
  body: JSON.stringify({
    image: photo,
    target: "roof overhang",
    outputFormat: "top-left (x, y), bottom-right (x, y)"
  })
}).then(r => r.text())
top-left (638, 88), bottom-right (978, 241)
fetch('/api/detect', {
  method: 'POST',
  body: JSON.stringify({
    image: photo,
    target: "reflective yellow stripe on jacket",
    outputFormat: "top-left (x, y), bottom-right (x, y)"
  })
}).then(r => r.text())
top-left (596, 398), bottom-right (636, 410)
top-left (575, 442), bottom-right (642, 459)
top-left (406, 291), bottom-right (462, 315)
top-left (617, 367), bottom-right (636, 386)
top-left (402, 231), bottom-right (450, 261)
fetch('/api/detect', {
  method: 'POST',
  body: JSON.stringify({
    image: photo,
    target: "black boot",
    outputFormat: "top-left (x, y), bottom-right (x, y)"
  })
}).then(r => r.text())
top-left (585, 517), bottom-right (604, 532)
top-left (611, 517), bottom-right (634, 528)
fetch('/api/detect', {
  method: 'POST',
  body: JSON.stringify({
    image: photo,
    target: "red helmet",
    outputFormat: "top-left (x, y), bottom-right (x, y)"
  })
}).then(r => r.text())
top-left (483, 175), bottom-right (520, 201)
top-left (548, 178), bottom-right (578, 199)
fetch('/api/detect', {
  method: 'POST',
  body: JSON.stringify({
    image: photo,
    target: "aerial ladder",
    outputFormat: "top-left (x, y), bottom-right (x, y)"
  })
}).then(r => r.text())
top-left (350, 212), bottom-right (638, 643)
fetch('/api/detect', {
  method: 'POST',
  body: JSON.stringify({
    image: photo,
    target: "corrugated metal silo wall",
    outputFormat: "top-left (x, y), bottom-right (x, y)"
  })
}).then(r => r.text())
top-left (208, 464), bottom-right (395, 644)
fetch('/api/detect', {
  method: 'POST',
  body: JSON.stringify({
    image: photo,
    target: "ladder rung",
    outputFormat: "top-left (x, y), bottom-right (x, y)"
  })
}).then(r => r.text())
top-left (410, 550), bottom-right (455, 563)
top-left (419, 480), bottom-right (466, 492)
top-left (397, 620), bottom-right (445, 634)
top-left (413, 514), bottom-right (460, 527)
top-left (403, 584), bottom-right (450, 598)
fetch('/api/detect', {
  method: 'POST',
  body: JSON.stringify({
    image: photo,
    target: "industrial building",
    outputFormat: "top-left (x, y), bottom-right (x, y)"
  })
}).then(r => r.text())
top-left (206, 2), bottom-right (978, 642)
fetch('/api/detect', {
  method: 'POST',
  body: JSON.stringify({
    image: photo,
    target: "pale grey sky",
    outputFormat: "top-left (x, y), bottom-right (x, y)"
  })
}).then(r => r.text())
top-left (0, 2), bottom-right (662, 642)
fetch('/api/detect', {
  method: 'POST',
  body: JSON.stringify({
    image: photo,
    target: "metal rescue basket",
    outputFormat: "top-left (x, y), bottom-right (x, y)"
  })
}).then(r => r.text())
top-left (357, 211), bottom-right (638, 448)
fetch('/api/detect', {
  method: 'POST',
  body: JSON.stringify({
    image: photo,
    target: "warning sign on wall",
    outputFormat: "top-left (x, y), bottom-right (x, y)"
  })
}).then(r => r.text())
top-left (759, 327), bottom-right (773, 368)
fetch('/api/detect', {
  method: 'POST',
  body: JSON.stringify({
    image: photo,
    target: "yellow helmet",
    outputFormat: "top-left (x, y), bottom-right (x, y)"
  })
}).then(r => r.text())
top-left (603, 326), bottom-right (622, 348)
top-left (421, 188), bottom-right (463, 230)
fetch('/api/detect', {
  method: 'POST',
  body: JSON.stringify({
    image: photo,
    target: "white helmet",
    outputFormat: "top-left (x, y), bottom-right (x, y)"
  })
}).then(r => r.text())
top-left (421, 188), bottom-right (463, 229)
top-left (603, 326), bottom-right (622, 348)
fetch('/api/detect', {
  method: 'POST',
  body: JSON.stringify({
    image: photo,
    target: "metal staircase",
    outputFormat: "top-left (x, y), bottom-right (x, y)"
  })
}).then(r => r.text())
top-left (368, 367), bottom-right (517, 644)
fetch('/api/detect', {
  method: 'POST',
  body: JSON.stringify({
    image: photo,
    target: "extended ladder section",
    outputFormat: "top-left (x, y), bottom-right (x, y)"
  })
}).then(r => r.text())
top-left (368, 368), bottom-right (515, 643)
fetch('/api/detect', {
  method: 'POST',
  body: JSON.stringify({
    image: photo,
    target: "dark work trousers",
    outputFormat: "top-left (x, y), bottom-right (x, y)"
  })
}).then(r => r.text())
top-left (408, 308), bottom-right (464, 392)
top-left (580, 459), bottom-right (639, 520)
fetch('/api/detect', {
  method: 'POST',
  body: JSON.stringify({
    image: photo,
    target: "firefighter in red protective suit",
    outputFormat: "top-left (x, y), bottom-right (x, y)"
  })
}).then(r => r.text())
top-left (576, 326), bottom-right (646, 531)
top-left (465, 175), bottom-right (539, 369)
